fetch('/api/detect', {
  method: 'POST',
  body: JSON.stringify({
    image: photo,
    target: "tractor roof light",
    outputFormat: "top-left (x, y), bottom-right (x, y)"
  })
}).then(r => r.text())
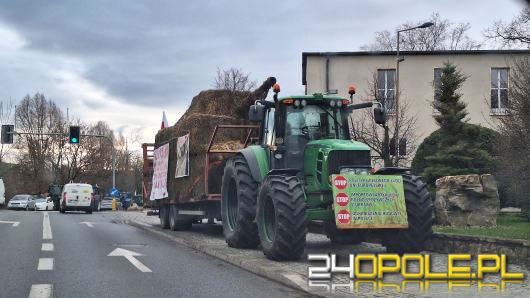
top-left (329, 100), bottom-right (336, 107)
top-left (282, 99), bottom-right (293, 105)
top-left (336, 100), bottom-right (343, 108)
top-left (348, 85), bottom-right (356, 95)
top-left (301, 99), bottom-right (307, 107)
top-left (294, 99), bottom-right (300, 107)
top-left (342, 99), bottom-right (350, 105)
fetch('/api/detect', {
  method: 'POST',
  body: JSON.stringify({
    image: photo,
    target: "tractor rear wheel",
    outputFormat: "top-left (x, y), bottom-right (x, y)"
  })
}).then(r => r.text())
top-left (221, 155), bottom-right (260, 248)
top-left (169, 205), bottom-right (192, 231)
top-left (257, 175), bottom-right (307, 261)
top-left (159, 204), bottom-right (170, 229)
top-left (383, 175), bottom-right (433, 253)
top-left (324, 221), bottom-right (364, 245)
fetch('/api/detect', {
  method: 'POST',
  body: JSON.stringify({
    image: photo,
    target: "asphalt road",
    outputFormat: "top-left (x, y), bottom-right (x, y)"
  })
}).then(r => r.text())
top-left (0, 209), bottom-right (306, 298)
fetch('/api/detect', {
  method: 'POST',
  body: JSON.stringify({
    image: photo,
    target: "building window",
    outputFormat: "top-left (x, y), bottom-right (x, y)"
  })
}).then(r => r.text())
top-left (433, 68), bottom-right (442, 110)
top-left (491, 68), bottom-right (508, 115)
top-left (376, 69), bottom-right (395, 112)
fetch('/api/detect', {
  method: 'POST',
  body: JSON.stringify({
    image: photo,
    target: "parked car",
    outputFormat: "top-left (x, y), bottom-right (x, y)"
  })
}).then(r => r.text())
top-left (34, 197), bottom-right (54, 211)
top-left (60, 183), bottom-right (94, 214)
top-left (7, 195), bottom-right (34, 210)
top-left (98, 196), bottom-right (114, 211)
top-left (0, 178), bottom-right (5, 207)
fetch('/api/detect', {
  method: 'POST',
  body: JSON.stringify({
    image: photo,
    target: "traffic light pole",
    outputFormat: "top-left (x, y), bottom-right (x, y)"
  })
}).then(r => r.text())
top-left (4, 130), bottom-right (117, 189)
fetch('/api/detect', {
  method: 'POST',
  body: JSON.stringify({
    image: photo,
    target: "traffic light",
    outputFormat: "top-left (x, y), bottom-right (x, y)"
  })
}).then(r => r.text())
top-left (69, 126), bottom-right (80, 144)
top-left (1, 125), bottom-right (14, 144)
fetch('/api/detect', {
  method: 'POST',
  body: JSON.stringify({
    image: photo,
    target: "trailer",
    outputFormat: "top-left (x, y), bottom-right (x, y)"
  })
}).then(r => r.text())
top-left (151, 124), bottom-right (258, 230)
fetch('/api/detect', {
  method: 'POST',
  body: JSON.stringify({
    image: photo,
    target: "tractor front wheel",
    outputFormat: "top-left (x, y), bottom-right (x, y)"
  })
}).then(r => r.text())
top-left (257, 175), bottom-right (307, 261)
top-left (221, 155), bottom-right (260, 248)
top-left (383, 175), bottom-right (433, 253)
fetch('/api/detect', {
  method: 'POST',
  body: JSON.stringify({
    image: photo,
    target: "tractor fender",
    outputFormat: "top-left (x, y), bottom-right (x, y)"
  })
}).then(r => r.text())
top-left (238, 147), bottom-right (268, 183)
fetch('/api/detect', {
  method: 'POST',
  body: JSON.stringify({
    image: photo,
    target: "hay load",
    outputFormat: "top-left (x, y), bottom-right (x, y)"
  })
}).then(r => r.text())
top-left (155, 77), bottom-right (276, 202)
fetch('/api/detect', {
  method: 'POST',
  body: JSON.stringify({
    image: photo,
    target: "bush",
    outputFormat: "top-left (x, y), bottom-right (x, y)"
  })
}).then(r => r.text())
top-left (412, 124), bottom-right (499, 185)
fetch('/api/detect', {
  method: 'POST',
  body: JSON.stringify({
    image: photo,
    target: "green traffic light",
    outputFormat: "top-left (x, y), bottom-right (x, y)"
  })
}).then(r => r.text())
top-left (71, 138), bottom-right (78, 143)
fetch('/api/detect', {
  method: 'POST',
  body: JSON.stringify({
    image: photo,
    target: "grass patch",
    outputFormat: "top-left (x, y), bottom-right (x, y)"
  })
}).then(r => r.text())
top-left (434, 214), bottom-right (530, 240)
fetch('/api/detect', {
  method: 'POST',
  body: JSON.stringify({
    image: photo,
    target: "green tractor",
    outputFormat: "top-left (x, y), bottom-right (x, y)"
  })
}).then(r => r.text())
top-left (221, 83), bottom-right (433, 261)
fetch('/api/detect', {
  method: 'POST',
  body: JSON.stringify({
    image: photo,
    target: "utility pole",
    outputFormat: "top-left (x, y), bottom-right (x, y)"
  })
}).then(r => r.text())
top-left (394, 21), bottom-right (434, 165)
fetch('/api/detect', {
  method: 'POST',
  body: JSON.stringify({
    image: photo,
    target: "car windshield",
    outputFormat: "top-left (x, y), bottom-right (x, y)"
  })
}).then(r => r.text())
top-left (11, 195), bottom-right (28, 201)
top-left (35, 198), bottom-right (47, 203)
top-left (285, 105), bottom-right (347, 140)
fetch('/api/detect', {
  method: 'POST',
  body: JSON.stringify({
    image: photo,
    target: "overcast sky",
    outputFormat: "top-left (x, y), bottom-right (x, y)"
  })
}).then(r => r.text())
top-left (0, 0), bottom-right (525, 145)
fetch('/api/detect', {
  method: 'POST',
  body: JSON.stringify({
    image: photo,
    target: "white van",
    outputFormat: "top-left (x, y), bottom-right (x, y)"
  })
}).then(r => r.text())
top-left (0, 178), bottom-right (5, 207)
top-left (60, 183), bottom-right (94, 214)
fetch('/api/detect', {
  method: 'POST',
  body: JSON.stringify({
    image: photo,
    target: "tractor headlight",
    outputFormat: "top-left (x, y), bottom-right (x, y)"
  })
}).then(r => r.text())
top-left (301, 99), bottom-right (307, 107)
top-left (340, 167), bottom-right (371, 175)
top-left (329, 100), bottom-right (336, 107)
top-left (294, 100), bottom-right (300, 107)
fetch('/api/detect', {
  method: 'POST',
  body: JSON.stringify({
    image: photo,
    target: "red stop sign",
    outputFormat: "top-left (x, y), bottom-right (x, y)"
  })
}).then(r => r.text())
top-left (334, 176), bottom-right (348, 190)
top-left (335, 193), bottom-right (349, 207)
top-left (337, 210), bottom-right (351, 224)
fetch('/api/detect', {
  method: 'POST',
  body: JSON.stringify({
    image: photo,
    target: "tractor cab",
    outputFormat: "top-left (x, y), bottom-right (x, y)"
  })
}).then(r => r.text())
top-left (249, 84), bottom-right (385, 176)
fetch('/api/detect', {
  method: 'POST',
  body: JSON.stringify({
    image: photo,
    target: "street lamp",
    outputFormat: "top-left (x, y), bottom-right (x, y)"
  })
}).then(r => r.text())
top-left (394, 21), bottom-right (434, 165)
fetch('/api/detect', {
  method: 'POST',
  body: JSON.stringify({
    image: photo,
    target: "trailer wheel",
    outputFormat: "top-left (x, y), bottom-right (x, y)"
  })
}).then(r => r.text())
top-left (169, 205), bottom-right (192, 231)
top-left (257, 175), bottom-right (307, 261)
top-left (324, 221), bottom-right (364, 245)
top-left (159, 204), bottom-right (170, 229)
top-left (383, 175), bottom-right (433, 253)
top-left (221, 155), bottom-right (260, 248)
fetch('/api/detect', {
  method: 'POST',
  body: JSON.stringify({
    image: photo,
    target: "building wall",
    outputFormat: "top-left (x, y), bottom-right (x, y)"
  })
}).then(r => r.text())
top-left (305, 53), bottom-right (528, 147)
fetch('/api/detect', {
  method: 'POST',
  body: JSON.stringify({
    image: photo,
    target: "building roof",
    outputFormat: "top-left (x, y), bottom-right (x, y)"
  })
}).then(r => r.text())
top-left (302, 49), bottom-right (530, 85)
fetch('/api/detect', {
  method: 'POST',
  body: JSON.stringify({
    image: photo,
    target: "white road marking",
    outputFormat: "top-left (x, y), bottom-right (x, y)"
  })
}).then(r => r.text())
top-left (41, 243), bottom-right (54, 251)
top-left (28, 284), bottom-right (53, 298)
top-left (42, 212), bottom-right (52, 240)
top-left (108, 248), bottom-right (152, 273)
top-left (79, 221), bottom-right (95, 227)
top-left (0, 220), bottom-right (20, 227)
top-left (37, 258), bottom-right (54, 271)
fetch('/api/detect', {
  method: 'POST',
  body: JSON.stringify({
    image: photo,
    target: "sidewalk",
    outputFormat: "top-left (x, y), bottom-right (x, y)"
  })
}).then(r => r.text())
top-left (102, 211), bottom-right (530, 297)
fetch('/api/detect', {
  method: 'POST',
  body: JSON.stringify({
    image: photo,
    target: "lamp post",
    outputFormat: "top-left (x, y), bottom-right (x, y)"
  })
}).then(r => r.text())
top-left (394, 21), bottom-right (434, 165)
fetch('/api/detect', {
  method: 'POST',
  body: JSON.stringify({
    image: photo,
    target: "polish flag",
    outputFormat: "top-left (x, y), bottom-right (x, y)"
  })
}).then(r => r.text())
top-left (161, 111), bottom-right (169, 130)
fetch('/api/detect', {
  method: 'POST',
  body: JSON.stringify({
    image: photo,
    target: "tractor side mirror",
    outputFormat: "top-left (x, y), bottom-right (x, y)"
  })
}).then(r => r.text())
top-left (248, 105), bottom-right (265, 122)
top-left (374, 107), bottom-right (386, 125)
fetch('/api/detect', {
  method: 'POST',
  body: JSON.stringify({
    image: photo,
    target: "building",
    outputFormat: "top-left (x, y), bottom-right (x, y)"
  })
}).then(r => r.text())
top-left (302, 50), bottom-right (530, 160)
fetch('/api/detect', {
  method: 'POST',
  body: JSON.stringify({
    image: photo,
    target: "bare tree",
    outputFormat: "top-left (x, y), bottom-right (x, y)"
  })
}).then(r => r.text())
top-left (349, 73), bottom-right (419, 167)
top-left (213, 67), bottom-right (257, 91)
top-left (361, 12), bottom-right (481, 51)
top-left (15, 94), bottom-right (65, 192)
top-left (0, 99), bottom-right (14, 163)
top-left (484, 8), bottom-right (530, 49)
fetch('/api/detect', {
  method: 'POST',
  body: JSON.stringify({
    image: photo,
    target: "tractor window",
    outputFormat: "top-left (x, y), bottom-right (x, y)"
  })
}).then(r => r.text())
top-left (263, 108), bottom-right (275, 146)
top-left (285, 105), bottom-right (346, 140)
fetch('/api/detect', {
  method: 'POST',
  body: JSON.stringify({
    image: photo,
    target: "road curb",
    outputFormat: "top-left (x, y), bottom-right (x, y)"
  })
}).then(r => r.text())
top-left (126, 220), bottom-right (327, 297)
